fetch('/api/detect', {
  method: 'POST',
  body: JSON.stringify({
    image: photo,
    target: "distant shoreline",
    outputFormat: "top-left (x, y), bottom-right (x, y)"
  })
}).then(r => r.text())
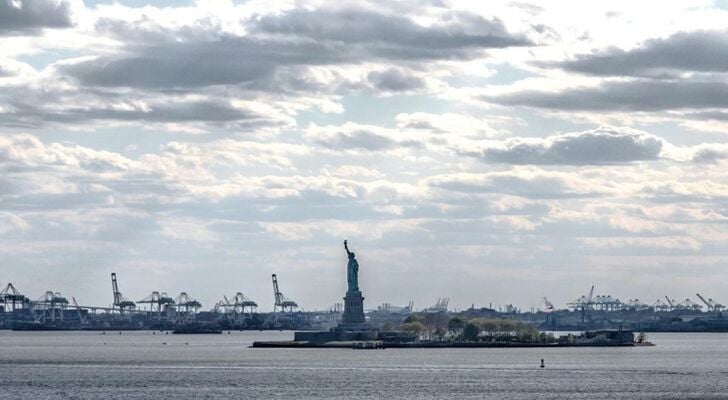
top-left (251, 340), bottom-right (655, 349)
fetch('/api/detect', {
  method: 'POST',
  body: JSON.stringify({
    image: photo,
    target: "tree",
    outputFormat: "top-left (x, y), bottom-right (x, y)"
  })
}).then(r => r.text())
top-left (422, 312), bottom-right (449, 340)
top-left (448, 316), bottom-right (466, 337)
top-left (401, 321), bottom-right (425, 339)
top-left (463, 322), bottom-right (481, 342)
top-left (476, 318), bottom-right (498, 339)
top-left (403, 313), bottom-right (424, 324)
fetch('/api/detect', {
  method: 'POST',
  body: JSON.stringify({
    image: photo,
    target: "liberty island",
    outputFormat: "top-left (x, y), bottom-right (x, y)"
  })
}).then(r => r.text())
top-left (252, 241), bottom-right (647, 349)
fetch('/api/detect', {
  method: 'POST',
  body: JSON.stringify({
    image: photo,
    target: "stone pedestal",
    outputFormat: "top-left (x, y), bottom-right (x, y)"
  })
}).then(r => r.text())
top-left (339, 290), bottom-right (367, 330)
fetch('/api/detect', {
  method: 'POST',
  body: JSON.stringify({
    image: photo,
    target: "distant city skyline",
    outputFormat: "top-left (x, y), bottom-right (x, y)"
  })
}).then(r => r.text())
top-left (0, 0), bottom-right (727, 311)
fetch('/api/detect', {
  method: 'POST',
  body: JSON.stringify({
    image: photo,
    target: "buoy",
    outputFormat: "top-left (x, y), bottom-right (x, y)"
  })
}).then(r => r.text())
top-left (540, 359), bottom-right (545, 368)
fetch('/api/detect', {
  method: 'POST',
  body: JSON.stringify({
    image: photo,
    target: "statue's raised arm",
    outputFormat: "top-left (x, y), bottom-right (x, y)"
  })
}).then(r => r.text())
top-left (344, 239), bottom-right (359, 292)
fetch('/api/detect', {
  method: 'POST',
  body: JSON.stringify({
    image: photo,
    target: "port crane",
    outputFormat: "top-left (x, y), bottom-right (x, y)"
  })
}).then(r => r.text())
top-left (138, 291), bottom-right (175, 315)
top-left (665, 296), bottom-right (675, 311)
top-left (71, 297), bottom-right (88, 326)
top-left (696, 293), bottom-right (724, 313)
top-left (651, 299), bottom-right (671, 312)
top-left (543, 297), bottom-right (554, 313)
top-left (567, 285), bottom-right (595, 327)
top-left (425, 298), bottom-right (450, 312)
top-left (111, 273), bottom-right (136, 313)
top-left (582, 285), bottom-right (594, 327)
top-left (680, 298), bottom-right (702, 312)
top-left (580, 285), bottom-right (594, 328)
top-left (543, 297), bottom-right (556, 330)
top-left (0, 283), bottom-right (28, 311)
top-left (272, 274), bottom-right (298, 312)
top-left (174, 292), bottom-right (201, 313)
top-left (31, 291), bottom-right (69, 323)
top-left (230, 292), bottom-right (258, 314)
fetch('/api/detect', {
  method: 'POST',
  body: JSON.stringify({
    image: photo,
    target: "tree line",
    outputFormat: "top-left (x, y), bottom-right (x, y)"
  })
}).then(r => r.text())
top-left (399, 313), bottom-right (553, 343)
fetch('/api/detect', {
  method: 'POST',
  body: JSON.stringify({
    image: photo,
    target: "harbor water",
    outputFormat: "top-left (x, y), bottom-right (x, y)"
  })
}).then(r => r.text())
top-left (1, 331), bottom-right (727, 399)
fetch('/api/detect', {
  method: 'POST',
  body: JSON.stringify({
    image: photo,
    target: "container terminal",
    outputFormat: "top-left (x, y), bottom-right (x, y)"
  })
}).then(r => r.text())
top-left (1, 276), bottom-right (726, 333)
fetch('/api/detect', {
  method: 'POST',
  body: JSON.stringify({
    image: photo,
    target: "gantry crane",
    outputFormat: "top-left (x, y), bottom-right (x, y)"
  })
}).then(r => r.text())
top-left (0, 283), bottom-right (28, 311)
top-left (272, 274), bottom-right (298, 312)
top-left (665, 296), bottom-right (675, 310)
top-left (71, 297), bottom-right (88, 326)
top-left (31, 291), bottom-right (69, 323)
top-left (219, 292), bottom-right (257, 314)
top-left (696, 293), bottom-right (725, 313)
top-left (138, 291), bottom-right (175, 316)
top-left (543, 297), bottom-right (556, 329)
top-left (111, 273), bottom-right (136, 313)
top-left (543, 297), bottom-right (554, 313)
top-left (581, 285), bottom-right (595, 327)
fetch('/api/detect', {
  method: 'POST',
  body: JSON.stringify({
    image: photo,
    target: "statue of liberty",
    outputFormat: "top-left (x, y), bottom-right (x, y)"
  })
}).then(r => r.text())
top-left (344, 240), bottom-right (359, 292)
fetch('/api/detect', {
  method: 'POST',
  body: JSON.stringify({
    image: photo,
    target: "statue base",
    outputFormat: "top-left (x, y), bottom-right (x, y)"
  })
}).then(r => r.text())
top-left (341, 290), bottom-right (366, 326)
top-left (293, 290), bottom-right (375, 343)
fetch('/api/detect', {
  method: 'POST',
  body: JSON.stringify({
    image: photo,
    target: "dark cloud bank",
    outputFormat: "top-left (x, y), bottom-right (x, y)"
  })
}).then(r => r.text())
top-left (0, 0), bottom-right (73, 35)
top-left (465, 127), bottom-right (663, 165)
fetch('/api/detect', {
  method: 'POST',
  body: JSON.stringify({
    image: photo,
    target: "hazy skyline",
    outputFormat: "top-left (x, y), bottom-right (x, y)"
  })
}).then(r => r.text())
top-left (1, 0), bottom-right (727, 312)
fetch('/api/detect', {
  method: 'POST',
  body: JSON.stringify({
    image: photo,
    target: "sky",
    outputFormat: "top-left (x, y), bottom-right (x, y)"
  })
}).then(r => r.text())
top-left (1, 0), bottom-right (727, 312)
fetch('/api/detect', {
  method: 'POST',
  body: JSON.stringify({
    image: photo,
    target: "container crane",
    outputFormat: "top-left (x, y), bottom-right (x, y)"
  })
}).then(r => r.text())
top-left (696, 293), bottom-right (724, 313)
top-left (174, 292), bottom-right (201, 313)
top-left (71, 297), bottom-right (88, 326)
top-left (581, 285), bottom-right (594, 327)
top-left (138, 291), bottom-right (175, 315)
top-left (543, 297), bottom-right (556, 330)
top-left (230, 292), bottom-right (258, 314)
top-left (272, 274), bottom-right (298, 312)
top-left (111, 273), bottom-right (136, 313)
top-left (32, 291), bottom-right (69, 323)
top-left (0, 283), bottom-right (28, 311)
top-left (543, 297), bottom-right (554, 313)
top-left (665, 296), bottom-right (676, 311)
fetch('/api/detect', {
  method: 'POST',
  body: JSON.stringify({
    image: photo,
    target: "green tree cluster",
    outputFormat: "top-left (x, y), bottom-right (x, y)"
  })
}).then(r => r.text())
top-left (446, 317), bottom-right (550, 343)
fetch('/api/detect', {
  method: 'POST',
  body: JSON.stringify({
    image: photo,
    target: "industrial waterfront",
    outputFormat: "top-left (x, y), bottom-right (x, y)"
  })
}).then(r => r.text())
top-left (3, 273), bottom-right (728, 334)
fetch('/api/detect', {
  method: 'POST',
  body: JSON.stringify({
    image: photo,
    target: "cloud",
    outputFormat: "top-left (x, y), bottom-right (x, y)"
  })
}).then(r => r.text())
top-left (553, 31), bottom-right (728, 77)
top-left (1, 97), bottom-right (276, 129)
top-left (488, 80), bottom-right (728, 112)
top-left (305, 123), bottom-right (422, 151)
top-left (254, 8), bottom-right (532, 60)
top-left (0, 133), bottom-right (135, 173)
top-left (462, 127), bottom-right (663, 165)
top-left (52, 27), bottom-right (345, 96)
top-left (0, 0), bottom-right (74, 35)
top-left (691, 144), bottom-right (728, 163)
top-left (427, 171), bottom-right (599, 199)
top-left (1, 1), bottom-right (727, 310)
top-left (60, 6), bottom-right (531, 90)
top-left (394, 112), bottom-right (501, 138)
top-left (58, 37), bottom-right (326, 89)
top-left (367, 69), bottom-right (426, 92)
